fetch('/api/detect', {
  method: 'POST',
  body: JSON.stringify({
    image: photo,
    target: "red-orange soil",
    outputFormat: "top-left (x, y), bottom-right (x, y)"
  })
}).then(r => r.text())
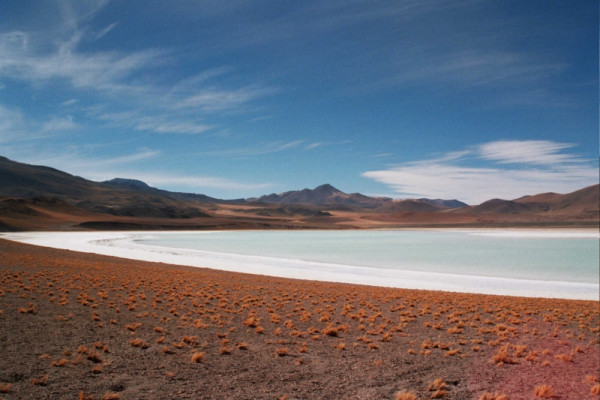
top-left (0, 239), bottom-right (598, 399)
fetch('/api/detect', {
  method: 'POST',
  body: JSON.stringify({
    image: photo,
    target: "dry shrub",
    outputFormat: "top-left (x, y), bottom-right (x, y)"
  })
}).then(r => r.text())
top-left (182, 335), bottom-right (198, 346)
top-left (220, 346), bottom-right (232, 355)
top-left (321, 326), bottom-right (339, 337)
top-left (554, 353), bottom-right (573, 363)
top-left (275, 347), bottom-right (288, 357)
top-left (129, 338), bottom-right (149, 349)
top-left (590, 384), bottom-right (600, 395)
top-left (492, 344), bottom-right (517, 366)
top-left (87, 350), bottom-right (102, 363)
top-left (79, 392), bottom-right (94, 400)
top-left (90, 364), bottom-right (103, 374)
top-left (237, 342), bottom-right (249, 350)
top-left (125, 322), bottom-right (142, 331)
top-left (444, 348), bottom-right (460, 358)
top-left (431, 389), bottom-right (448, 398)
top-left (51, 358), bottom-right (69, 367)
top-left (31, 374), bottom-right (49, 386)
top-left (428, 378), bottom-right (447, 391)
top-left (395, 391), bottom-right (417, 400)
top-left (101, 392), bottom-right (121, 400)
top-left (533, 385), bottom-right (554, 398)
top-left (0, 383), bottom-right (11, 393)
top-left (191, 352), bottom-right (205, 363)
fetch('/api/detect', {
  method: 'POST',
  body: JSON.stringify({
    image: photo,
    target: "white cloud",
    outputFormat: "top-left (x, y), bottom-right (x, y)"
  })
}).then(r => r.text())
top-left (362, 140), bottom-right (599, 204)
top-left (476, 140), bottom-right (580, 165)
top-left (134, 174), bottom-right (273, 192)
top-left (134, 118), bottom-right (213, 135)
top-left (95, 22), bottom-right (118, 40)
top-left (61, 99), bottom-right (78, 106)
top-left (0, 105), bottom-right (29, 142)
top-left (194, 140), bottom-right (304, 157)
top-left (174, 85), bottom-right (277, 113)
top-left (42, 115), bottom-right (77, 132)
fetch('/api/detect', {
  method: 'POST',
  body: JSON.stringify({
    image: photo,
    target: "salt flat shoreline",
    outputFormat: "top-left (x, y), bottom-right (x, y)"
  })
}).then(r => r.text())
top-left (2, 229), bottom-right (598, 301)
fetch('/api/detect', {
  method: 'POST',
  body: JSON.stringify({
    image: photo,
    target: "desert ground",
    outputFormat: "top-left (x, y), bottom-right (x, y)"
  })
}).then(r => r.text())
top-left (0, 238), bottom-right (598, 400)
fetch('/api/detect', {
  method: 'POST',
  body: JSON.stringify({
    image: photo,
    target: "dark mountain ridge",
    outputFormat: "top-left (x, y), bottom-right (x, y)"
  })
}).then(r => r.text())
top-left (0, 157), bottom-right (208, 219)
top-left (0, 156), bottom-right (597, 231)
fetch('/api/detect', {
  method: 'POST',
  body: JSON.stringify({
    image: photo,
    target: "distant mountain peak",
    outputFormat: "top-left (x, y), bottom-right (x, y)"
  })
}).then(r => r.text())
top-left (313, 183), bottom-right (342, 193)
top-left (104, 178), bottom-right (151, 188)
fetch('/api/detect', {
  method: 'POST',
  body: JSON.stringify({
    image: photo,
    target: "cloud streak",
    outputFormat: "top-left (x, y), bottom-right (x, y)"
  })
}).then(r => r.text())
top-left (362, 140), bottom-right (599, 204)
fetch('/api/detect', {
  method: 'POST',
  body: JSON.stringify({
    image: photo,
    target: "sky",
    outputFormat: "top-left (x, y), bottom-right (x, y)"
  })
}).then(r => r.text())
top-left (0, 0), bottom-right (598, 204)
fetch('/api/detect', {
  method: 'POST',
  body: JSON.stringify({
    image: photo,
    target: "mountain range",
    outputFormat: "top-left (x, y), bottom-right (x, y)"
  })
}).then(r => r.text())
top-left (0, 155), bottom-right (597, 231)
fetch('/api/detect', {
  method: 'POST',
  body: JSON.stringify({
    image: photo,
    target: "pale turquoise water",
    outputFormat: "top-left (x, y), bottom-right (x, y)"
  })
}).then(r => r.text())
top-left (137, 230), bottom-right (599, 284)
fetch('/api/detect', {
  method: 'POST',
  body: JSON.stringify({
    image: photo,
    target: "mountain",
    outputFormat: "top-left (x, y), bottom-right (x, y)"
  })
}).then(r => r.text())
top-left (102, 178), bottom-right (224, 203)
top-left (0, 156), bottom-right (209, 219)
top-left (377, 198), bottom-right (468, 213)
top-left (0, 155), bottom-right (596, 231)
top-left (514, 184), bottom-right (599, 217)
top-left (419, 199), bottom-right (468, 209)
top-left (250, 184), bottom-right (391, 208)
top-left (453, 184), bottom-right (599, 217)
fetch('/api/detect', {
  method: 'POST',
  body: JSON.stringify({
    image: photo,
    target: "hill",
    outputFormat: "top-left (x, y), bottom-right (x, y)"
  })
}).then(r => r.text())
top-left (250, 184), bottom-right (389, 209)
top-left (0, 155), bottom-right (597, 231)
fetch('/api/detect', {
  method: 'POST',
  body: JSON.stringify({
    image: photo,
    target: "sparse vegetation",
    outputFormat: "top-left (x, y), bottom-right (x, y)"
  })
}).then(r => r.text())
top-left (533, 385), bottom-right (554, 398)
top-left (0, 238), bottom-right (597, 399)
top-left (395, 391), bottom-right (418, 400)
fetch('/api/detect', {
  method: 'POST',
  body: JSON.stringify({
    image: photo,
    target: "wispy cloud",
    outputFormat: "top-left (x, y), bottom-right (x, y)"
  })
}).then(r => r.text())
top-left (42, 115), bottom-right (77, 132)
top-left (0, 29), bottom-right (166, 92)
top-left (17, 147), bottom-right (268, 193)
top-left (0, 104), bottom-right (72, 142)
top-left (362, 140), bottom-right (599, 204)
top-left (0, 3), bottom-right (277, 137)
top-left (31, 148), bottom-right (161, 171)
top-left (195, 141), bottom-right (304, 157)
top-left (0, 105), bottom-right (31, 143)
top-left (476, 140), bottom-right (583, 165)
top-left (134, 118), bottom-right (213, 135)
top-left (95, 22), bottom-right (118, 40)
top-left (132, 174), bottom-right (273, 192)
top-left (172, 85), bottom-right (278, 113)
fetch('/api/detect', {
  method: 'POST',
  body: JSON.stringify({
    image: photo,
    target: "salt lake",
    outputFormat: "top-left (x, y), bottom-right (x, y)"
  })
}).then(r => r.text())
top-left (3, 229), bottom-right (598, 300)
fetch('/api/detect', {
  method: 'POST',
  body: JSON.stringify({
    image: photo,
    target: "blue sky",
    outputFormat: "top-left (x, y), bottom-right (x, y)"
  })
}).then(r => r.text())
top-left (0, 0), bottom-right (597, 204)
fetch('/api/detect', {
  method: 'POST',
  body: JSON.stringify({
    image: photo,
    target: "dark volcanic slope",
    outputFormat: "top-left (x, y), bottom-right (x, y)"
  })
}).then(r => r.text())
top-left (102, 178), bottom-right (227, 203)
top-left (0, 156), bottom-right (209, 219)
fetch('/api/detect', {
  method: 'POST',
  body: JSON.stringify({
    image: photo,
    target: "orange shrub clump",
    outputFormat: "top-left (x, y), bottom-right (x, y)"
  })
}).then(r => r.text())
top-left (533, 385), bottom-right (554, 398)
top-left (395, 391), bottom-right (418, 400)
top-left (0, 383), bottom-right (12, 393)
top-left (129, 338), bottom-right (149, 349)
top-left (428, 378), bottom-right (448, 398)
